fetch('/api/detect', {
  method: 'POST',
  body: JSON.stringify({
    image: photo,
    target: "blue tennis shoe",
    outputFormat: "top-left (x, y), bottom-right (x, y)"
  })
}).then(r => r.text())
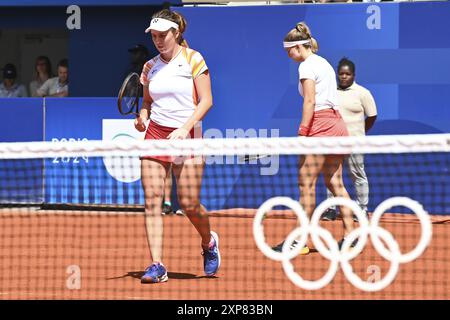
top-left (141, 262), bottom-right (168, 283)
top-left (202, 231), bottom-right (221, 276)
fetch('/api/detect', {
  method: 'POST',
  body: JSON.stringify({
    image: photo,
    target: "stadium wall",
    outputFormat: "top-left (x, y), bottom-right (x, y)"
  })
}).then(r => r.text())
top-left (0, 2), bottom-right (448, 213)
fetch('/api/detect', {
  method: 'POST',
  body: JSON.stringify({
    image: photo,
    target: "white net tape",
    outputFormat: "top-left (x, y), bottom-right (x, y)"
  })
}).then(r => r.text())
top-left (0, 133), bottom-right (448, 159)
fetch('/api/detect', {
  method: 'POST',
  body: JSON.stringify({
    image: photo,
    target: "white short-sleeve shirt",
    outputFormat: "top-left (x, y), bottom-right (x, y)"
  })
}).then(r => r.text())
top-left (337, 82), bottom-right (377, 136)
top-left (140, 47), bottom-right (208, 128)
top-left (298, 54), bottom-right (339, 112)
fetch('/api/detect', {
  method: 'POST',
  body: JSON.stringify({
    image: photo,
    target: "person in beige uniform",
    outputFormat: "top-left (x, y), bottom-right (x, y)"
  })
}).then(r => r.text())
top-left (322, 57), bottom-right (377, 221)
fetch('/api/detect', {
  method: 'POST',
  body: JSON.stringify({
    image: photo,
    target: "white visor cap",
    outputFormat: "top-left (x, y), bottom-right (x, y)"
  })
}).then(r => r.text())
top-left (145, 18), bottom-right (179, 33)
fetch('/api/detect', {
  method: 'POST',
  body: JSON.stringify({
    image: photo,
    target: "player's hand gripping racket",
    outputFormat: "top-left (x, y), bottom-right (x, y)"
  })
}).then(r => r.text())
top-left (117, 72), bottom-right (141, 117)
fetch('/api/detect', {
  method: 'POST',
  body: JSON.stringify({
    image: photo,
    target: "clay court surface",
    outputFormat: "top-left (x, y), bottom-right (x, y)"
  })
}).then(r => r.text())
top-left (0, 208), bottom-right (448, 300)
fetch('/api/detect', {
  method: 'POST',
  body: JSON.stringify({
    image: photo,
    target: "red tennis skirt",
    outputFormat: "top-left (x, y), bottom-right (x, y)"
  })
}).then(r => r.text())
top-left (141, 120), bottom-right (201, 163)
top-left (307, 109), bottom-right (349, 137)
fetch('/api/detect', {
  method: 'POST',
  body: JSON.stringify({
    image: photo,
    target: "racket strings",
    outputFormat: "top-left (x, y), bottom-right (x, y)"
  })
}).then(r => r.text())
top-left (118, 73), bottom-right (141, 115)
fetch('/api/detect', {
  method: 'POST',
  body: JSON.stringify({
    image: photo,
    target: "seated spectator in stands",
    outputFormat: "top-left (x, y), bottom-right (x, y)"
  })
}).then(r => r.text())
top-left (29, 56), bottom-right (53, 97)
top-left (37, 58), bottom-right (68, 97)
top-left (127, 44), bottom-right (150, 75)
top-left (0, 63), bottom-right (28, 97)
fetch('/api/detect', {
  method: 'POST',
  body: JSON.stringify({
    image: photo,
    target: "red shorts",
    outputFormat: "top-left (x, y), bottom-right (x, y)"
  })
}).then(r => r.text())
top-left (307, 109), bottom-right (349, 137)
top-left (141, 120), bottom-right (201, 163)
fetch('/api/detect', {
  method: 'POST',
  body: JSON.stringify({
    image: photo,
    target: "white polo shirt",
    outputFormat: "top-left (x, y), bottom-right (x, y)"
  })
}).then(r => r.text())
top-left (298, 54), bottom-right (339, 112)
top-left (140, 47), bottom-right (208, 128)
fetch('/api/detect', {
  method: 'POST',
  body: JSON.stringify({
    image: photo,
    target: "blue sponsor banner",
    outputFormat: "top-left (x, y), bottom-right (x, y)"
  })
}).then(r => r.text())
top-left (1, 2), bottom-right (448, 214)
top-left (44, 97), bottom-right (144, 204)
top-left (177, 3), bottom-right (450, 136)
top-left (0, 98), bottom-right (44, 203)
top-left (0, 98), bottom-right (43, 143)
top-left (176, 3), bottom-right (450, 214)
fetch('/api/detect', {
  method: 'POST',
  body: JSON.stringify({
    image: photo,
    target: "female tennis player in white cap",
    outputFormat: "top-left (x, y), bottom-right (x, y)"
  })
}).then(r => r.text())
top-left (135, 9), bottom-right (220, 284)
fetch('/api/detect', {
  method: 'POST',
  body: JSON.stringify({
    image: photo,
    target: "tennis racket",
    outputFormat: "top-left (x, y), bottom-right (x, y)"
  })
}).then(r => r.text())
top-left (117, 72), bottom-right (141, 117)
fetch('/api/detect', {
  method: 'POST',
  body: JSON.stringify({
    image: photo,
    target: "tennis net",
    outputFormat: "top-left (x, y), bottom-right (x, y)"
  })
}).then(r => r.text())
top-left (0, 133), bottom-right (448, 299)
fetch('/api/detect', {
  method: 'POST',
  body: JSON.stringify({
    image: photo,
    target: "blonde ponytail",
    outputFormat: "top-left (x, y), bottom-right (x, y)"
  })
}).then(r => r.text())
top-left (172, 11), bottom-right (188, 47)
top-left (285, 21), bottom-right (318, 53)
top-left (310, 37), bottom-right (319, 53)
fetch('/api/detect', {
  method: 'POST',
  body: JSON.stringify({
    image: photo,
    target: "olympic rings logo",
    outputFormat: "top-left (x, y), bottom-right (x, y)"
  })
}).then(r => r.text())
top-left (253, 197), bottom-right (432, 292)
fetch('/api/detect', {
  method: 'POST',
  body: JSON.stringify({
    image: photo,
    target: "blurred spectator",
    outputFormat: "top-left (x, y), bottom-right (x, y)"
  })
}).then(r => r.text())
top-left (29, 56), bottom-right (53, 97)
top-left (127, 44), bottom-right (150, 75)
top-left (0, 63), bottom-right (28, 97)
top-left (37, 58), bottom-right (68, 97)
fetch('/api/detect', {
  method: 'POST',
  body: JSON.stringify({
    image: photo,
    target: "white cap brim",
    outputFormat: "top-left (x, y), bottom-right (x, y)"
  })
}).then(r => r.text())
top-left (145, 18), bottom-right (179, 33)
